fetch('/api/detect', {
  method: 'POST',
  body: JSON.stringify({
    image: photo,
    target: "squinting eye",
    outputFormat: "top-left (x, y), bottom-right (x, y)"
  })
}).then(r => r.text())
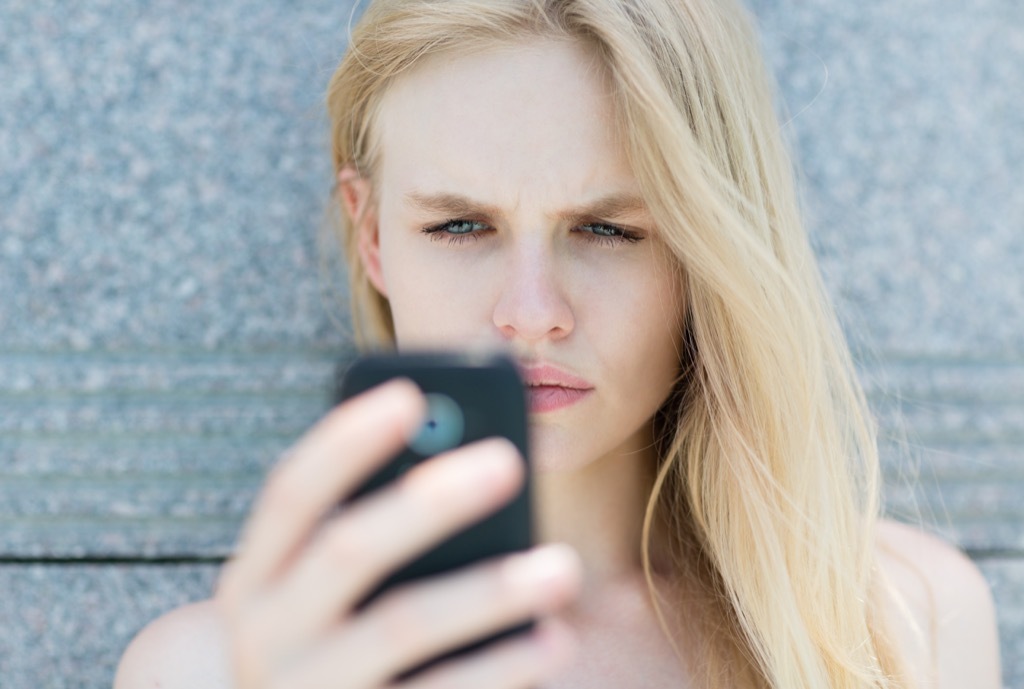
top-left (577, 223), bottom-right (644, 245)
top-left (421, 219), bottom-right (490, 245)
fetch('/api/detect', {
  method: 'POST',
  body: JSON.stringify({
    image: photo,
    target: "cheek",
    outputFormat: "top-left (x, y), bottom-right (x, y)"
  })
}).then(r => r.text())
top-left (600, 263), bottom-right (684, 398)
top-left (588, 257), bottom-right (682, 352)
top-left (380, 240), bottom-right (495, 347)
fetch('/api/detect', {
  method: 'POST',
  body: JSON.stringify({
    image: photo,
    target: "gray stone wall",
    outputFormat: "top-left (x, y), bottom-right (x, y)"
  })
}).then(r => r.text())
top-left (1, 0), bottom-right (1020, 687)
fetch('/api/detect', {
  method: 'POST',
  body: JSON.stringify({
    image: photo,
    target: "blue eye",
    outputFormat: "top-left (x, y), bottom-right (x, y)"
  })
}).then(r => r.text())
top-left (578, 223), bottom-right (644, 245)
top-left (420, 219), bottom-right (645, 247)
top-left (421, 219), bottom-right (489, 245)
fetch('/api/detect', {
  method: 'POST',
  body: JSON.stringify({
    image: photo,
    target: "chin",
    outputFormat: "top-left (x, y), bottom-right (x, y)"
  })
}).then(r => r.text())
top-left (527, 424), bottom-right (593, 474)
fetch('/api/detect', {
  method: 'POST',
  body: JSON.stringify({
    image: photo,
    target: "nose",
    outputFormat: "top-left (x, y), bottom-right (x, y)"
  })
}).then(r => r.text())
top-left (492, 245), bottom-right (574, 344)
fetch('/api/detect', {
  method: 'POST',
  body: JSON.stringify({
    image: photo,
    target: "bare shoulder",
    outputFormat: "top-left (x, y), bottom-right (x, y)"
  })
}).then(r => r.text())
top-left (114, 598), bottom-right (232, 689)
top-left (874, 517), bottom-right (1001, 689)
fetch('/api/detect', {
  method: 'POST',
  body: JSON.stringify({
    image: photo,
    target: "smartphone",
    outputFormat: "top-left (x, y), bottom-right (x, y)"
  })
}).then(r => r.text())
top-left (335, 351), bottom-right (533, 681)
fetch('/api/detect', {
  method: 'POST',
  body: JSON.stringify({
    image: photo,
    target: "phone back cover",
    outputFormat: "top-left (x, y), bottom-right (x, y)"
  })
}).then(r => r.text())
top-left (337, 352), bottom-right (533, 613)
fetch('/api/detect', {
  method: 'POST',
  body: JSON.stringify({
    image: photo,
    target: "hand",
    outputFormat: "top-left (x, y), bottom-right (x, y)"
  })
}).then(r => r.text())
top-left (215, 378), bottom-right (582, 689)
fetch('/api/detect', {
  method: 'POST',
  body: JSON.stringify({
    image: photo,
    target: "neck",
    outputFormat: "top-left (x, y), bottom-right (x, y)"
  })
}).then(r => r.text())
top-left (533, 431), bottom-right (673, 601)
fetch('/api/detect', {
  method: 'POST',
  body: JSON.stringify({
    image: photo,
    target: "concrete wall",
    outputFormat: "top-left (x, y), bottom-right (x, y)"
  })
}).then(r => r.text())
top-left (2, 0), bottom-right (1021, 686)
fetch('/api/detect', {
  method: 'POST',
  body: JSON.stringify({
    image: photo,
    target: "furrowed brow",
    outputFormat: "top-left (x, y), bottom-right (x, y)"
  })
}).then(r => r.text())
top-left (559, 193), bottom-right (649, 224)
top-left (403, 191), bottom-right (649, 222)
top-left (404, 192), bottom-right (503, 219)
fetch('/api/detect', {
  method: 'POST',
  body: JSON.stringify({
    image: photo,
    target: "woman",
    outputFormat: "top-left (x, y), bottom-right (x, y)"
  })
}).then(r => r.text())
top-left (115, 0), bottom-right (1001, 687)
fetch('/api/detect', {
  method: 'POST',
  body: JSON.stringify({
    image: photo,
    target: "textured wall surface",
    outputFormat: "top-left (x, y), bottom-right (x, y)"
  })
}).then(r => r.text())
top-left (1, 0), bottom-right (1021, 686)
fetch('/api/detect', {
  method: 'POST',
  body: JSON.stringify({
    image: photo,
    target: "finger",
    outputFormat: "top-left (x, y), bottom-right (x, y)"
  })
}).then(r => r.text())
top-left (390, 617), bottom-right (578, 689)
top-left (276, 542), bottom-right (580, 689)
top-left (218, 378), bottom-right (426, 608)
top-left (249, 437), bottom-right (527, 658)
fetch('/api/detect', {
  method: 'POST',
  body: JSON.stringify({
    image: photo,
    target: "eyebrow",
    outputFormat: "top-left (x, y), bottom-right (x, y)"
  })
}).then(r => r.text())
top-left (403, 191), bottom-right (650, 224)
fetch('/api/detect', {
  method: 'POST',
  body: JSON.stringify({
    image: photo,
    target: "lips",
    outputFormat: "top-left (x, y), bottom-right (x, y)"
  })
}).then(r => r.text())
top-left (518, 363), bottom-right (594, 413)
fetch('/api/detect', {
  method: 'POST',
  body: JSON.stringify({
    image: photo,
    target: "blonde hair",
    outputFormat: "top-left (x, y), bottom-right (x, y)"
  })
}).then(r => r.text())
top-left (325, 0), bottom-right (910, 686)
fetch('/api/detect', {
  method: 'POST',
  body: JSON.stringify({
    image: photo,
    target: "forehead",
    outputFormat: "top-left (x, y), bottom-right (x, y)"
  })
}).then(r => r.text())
top-left (373, 38), bottom-right (637, 204)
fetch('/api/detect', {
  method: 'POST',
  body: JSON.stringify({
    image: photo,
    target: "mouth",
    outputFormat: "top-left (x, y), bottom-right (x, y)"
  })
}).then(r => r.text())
top-left (517, 363), bottom-right (594, 413)
top-left (525, 384), bottom-right (593, 413)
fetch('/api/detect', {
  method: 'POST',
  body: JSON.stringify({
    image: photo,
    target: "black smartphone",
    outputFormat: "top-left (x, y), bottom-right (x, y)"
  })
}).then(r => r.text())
top-left (335, 351), bottom-right (534, 681)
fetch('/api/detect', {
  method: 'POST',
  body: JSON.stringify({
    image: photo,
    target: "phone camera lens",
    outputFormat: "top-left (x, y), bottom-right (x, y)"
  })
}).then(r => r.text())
top-left (409, 393), bottom-right (465, 456)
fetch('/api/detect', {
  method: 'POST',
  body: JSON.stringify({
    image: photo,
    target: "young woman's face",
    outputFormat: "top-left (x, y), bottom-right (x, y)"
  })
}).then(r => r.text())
top-left (360, 38), bottom-right (685, 472)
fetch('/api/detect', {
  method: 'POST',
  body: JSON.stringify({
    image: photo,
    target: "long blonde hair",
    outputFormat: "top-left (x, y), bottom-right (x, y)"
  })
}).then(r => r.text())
top-left (325, 0), bottom-right (909, 686)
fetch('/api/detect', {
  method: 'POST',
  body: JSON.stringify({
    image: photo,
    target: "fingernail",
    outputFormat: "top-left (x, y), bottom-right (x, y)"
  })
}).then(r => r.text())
top-left (403, 438), bottom-right (519, 496)
top-left (468, 438), bottom-right (522, 487)
top-left (503, 544), bottom-right (581, 599)
top-left (377, 377), bottom-right (423, 405)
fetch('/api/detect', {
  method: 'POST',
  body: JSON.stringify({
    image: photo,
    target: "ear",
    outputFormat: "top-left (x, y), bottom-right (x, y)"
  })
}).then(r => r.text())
top-left (338, 166), bottom-right (388, 297)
